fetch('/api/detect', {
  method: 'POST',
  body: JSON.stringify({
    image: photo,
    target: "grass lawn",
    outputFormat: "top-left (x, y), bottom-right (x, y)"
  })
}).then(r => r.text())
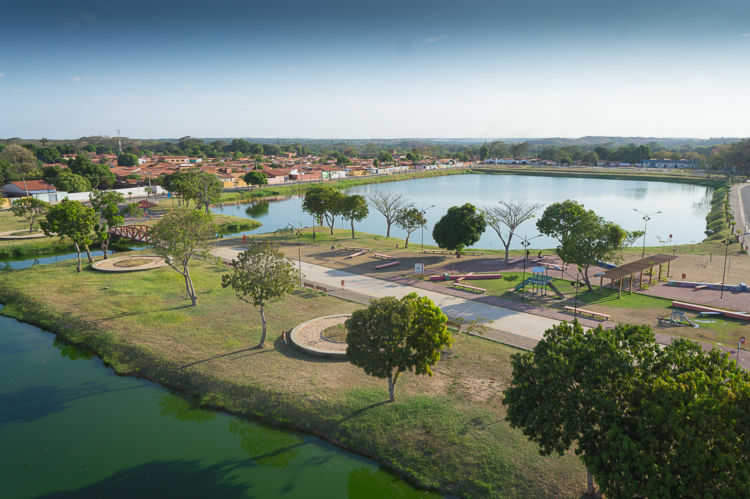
top-left (0, 253), bottom-right (585, 498)
top-left (0, 205), bottom-right (259, 261)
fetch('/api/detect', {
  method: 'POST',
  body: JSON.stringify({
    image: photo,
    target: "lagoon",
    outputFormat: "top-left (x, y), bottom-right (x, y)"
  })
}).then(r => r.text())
top-left (0, 310), bottom-right (438, 498)
top-left (213, 174), bottom-right (713, 251)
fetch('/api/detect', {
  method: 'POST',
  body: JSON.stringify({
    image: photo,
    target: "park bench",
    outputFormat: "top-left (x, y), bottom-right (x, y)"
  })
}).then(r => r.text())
top-left (343, 246), bottom-right (369, 252)
top-left (375, 260), bottom-right (399, 269)
top-left (372, 253), bottom-right (395, 260)
top-left (302, 281), bottom-right (328, 294)
top-left (563, 306), bottom-right (610, 321)
top-left (423, 249), bottom-right (449, 254)
top-left (346, 249), bottom-right (370, 259)
top-left (462, 251), bottom-right (484, 256)
top-left (451, 282), bottom-right (487, 294)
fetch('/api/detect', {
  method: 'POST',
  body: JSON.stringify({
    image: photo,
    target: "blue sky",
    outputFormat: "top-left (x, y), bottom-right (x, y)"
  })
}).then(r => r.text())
top-left (2, 0), bottom-right (749, 139)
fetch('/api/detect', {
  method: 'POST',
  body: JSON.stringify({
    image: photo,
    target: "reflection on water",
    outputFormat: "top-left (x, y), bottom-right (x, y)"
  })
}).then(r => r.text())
top-left (213, 174), bottom-right (714, 248)
top-left (245, 201), bottom-right (270, 218)
top-left (0, 312), bottom-right (440, 498)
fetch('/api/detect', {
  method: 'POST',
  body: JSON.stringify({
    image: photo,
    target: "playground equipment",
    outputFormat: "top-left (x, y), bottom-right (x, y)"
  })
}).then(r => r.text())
top-left (513, 266), bottom-right (563, 299)
top-left (671, 301), bottom-right (750, 321)
top-left (658, 306), bottom-right (699, 328)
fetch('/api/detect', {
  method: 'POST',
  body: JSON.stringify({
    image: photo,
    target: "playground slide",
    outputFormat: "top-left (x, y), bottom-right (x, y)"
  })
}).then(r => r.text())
top-left (513, 277), bottom-right (534, 292)
top-left (675, 312), bottom-right (699, 328)
top-left (546, 282), bottom-right (566, 300)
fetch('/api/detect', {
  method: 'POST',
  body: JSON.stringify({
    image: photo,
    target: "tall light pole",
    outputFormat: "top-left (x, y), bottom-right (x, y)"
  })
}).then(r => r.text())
top-left (298, 221), bottom-right (303, 287)
top-left (721, 237), bottom-right (730, 300)
top-left (420, 204), bottom-right (435, 252)
top-left (519, 234), bottom-right (542, 302)
top-left (633, 209), bottom-right (661, 259)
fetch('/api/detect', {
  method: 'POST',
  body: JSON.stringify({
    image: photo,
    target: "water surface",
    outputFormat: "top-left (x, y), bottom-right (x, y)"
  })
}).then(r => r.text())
top-left (213, 174), bottom-right (712, 251)
top-left (0, 310), bottom-right (438, 498)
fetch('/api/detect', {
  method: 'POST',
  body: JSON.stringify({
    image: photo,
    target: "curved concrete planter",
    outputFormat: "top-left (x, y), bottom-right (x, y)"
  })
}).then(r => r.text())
top-left (0, 230), bottom-right (48, 240)
top-left (92, 255), bottom-right (167, 273)
top-left (289, 314), bottom-right (351, 359)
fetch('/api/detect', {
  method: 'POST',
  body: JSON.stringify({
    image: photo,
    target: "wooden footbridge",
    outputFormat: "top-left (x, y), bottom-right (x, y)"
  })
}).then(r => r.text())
top-left (109, 224), bottom-right (153, 243)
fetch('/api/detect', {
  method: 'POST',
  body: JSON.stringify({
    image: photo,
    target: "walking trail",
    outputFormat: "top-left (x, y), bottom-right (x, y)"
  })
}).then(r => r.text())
top-left (211, 244), bottom-right (750, 369)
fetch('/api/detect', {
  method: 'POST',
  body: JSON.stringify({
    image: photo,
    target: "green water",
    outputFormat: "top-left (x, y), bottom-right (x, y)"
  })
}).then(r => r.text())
top-left (0, 310), bottom-right (439, 498)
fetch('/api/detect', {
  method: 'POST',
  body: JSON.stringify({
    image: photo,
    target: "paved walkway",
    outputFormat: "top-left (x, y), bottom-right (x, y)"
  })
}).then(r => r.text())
top-left (212, 245), bottom-right (750, 368)
top-left (213, 245), bottom-right (561, 345)
top-left (731, 182), bottom-right (750, 254)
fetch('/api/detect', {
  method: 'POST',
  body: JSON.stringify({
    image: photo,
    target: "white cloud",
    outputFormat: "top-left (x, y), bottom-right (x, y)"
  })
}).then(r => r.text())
top-left (0, 73), bottom-right (5, 78)
top-left (12, 86), bottom-right (28, 94)
top-left (422, 36), bottom-right (446, 44)
top-left (37, 102), bottom-right (47, 108)
top-left (72, 76), bottom-right (81, 82)
top-left (84, 75), bottom-right (92, 80)
top-left (740, 33), bottom-right (750, 37)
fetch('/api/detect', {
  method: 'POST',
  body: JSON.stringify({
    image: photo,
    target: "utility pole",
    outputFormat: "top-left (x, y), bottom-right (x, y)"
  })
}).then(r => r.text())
top-left (116, 129), bottom-right (122, 152)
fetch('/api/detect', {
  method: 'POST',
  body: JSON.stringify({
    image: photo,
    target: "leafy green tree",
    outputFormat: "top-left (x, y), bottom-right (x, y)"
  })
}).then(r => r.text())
top-left (243, 171), bottom-right (267, 186)
top-left (377, 151), bottom-right (393, 163)
top-left (40, 199), bottom-right (98, 272)
top-left (339, 194), bottom-right (369, 239)
top-left (394, 207), bottom-right (426, 248)
top-left (221, 243), bottom-right (298, 348)
top-left (43, 166), bottom-right (92, 193)
top-left (10, 197), bottom-right (50, 233)
top-left (482, 200), bottom-right (542, 263)
top-left (345, 293), bottom-right (452, 402)
top-left (536, 200), bottom-right (626, 291)
top-left (151, 209), bottom-right (217, 306)
top-left (302, 185), bottom-right (344, 235)
top-left (191, 171), bottom-right (222, 214)
top-left (504, 321), bottom-right (750, 498)
top-left (67, 155), bottom-right (115, 189)
top-left (117, 153), bottom-right (139, 166)
top-left (432, 203), bottom-right (486, 258)
top-left (89, 190), bottom-right (125, 259)
top-left (120, 202), bottom-right (143, 219)
top-left (510, 141), bottom-right (530, 158)
top-left (36, 147), bottom-right (62, 164)
top-left (0, 145), bottom-right (39, 185)
top-left (368, 192), bottom-right (409, 238)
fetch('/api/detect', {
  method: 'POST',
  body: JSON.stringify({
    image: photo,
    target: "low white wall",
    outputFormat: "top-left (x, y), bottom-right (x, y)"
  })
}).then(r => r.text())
top-left (63, 186), bottom-right (165, 202)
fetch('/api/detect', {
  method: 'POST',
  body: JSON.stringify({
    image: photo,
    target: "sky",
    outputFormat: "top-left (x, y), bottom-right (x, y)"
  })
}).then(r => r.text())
top-left (1, 0), bottom-right (750, 139)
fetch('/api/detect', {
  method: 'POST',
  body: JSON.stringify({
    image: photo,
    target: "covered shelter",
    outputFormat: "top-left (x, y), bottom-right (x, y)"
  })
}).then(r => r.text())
top-left (602, 254), bottom-right (678, 298)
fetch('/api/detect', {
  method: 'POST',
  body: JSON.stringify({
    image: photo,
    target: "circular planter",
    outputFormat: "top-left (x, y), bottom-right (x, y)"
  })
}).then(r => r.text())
top-left (289, 314), bottom-right (351, 359)
top-left (0, 230), bottom-right (48, 240)
top-left (92, 255), bottom-right (167, 273)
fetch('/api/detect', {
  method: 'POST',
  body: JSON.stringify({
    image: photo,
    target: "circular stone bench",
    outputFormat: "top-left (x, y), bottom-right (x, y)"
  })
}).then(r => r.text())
top-left (289, 314), bottom-right (351, 359)
top-left (92, 255), bottom-right (167, 273)
top-left (0, 230), bottom-right (48, 240)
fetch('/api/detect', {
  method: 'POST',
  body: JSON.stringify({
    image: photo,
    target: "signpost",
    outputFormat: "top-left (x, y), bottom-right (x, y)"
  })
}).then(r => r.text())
top-left (739, 336), bottom-right (745, 362)
top-left (414, 263), bottom-right (424, 275)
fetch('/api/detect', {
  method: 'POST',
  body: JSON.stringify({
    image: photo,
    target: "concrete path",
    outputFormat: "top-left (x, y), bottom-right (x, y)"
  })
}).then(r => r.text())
top-left (213, 245), bottom-right (560, 342)
top-left (730, 182), bottom-right (750, 254)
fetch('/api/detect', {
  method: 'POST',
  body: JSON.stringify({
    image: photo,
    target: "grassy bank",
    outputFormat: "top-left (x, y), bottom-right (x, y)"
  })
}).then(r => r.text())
top-left (0, 207), bottom-right (259, 260)
top-left (216, 168), bottom-right (471, 202)
top-left (0, 255), bottom-right (585, 498)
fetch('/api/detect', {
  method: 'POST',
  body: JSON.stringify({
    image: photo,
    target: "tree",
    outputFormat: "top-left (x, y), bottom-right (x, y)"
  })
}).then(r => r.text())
top-left (10, 197), bottom-right (49, 233)
top-left (368, 192), bottom-right (409, 238)
top-left (243, 171), bottom-right (267, 186)
top-left (377, 151), bottom-right (393, 163)
top-left (394, 207), bottom-right (426, 248)
top-left (53, 170), bottom-right (91, 193)
top-left (0, 145), bottom-right (38, 187)
top-left (36, 147), bottom-right (62, 164)
top-left (302, 185), bottom-right (344, 235)
top-left (192, 171), bottom-right (222, 214)
top-left (339, 194), bottom-right (369, 239)
top-left (503, 321), bottom-right (750, 498)
top-left (151, 209), bottom-right (217, 306)
top-left (67, 156), bottom-right (115, 189)
top-left (40, 199), bottom-right (98, 272)
top-left (432, 203), bottom-right (486, 258)
top-left (482, 201), bottom-right (542, 263)
top-left (117, 153), bottom-right (139, 166)
top-left (89, 190), bottom-right (125, 259)
top-left (345, 293), bottom-right (453, 402)
top-left (221, 243), bottom-right (298, 348)
top-left (536, 200), bottom-right (626, 291)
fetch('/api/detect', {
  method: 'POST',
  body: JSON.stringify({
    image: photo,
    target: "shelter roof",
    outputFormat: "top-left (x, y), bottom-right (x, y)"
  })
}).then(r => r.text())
top-left (602, 254), bottom-right (677, 281)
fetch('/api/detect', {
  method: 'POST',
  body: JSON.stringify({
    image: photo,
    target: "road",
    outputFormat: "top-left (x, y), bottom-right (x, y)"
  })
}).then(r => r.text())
top-left (212, 245), bottom-right (560, 342)
top-left (731, 182), bottom-right (750, 254)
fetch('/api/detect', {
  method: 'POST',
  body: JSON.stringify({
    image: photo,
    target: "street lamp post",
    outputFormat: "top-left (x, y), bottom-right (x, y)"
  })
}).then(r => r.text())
top-left (633, 209), bottom-right (661, 259)
top-left (420, 204), bottom-right (435, 252)
top-left (721, 237), bottom-right (730, 300)
top-left (298, 222), bottom-right (303, 287)
top-left (519, 234), bottom-right (542, 302)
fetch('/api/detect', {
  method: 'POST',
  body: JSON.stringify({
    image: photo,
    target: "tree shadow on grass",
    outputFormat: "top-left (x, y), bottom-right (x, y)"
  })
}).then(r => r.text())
top-left (38, 459), bottom-right (252, 499)
top-left (336, 401), bottom-right (390, 424)
top-left (179, 347), bottom-right (273, 370)
top-left (86, 303), bottom-right (193, 325)
top-left (273, 334), bottom-right (348, 364)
